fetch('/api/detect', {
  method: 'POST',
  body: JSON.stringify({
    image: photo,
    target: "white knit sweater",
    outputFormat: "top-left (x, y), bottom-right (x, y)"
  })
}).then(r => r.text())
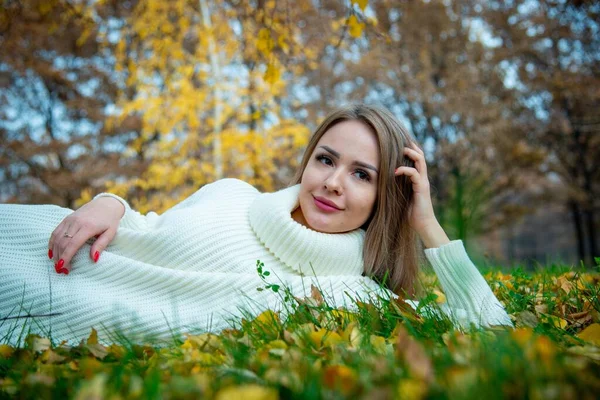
top-left (0, 179), bottom-right (513, 345)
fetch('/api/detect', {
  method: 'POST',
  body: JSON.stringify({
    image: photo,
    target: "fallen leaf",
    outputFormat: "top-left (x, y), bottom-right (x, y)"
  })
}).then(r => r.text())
top-left (87, 343), bottom-right (108, 360)
top-left (310, 328), bottom-right (344, 348)
top-left (395, 324), bottom-right (433, 383)
top-left (26, 335), bottom-right (51, 353)
top-left (397, 378), bottom-right (428, 400)
top-left (323, 365), bottom-right (358, 395)
top-left (40, 349), bottom-right (66, 364)
top-left (311, 284), bottom-right (324, 305)
top-left (0, 344), bottom-right (14, 358)
top-left (87, 328), bottom-right (99, 345)
top-left (577, 323), bottom-right (600, 346)
top-left (214, 384), bottom-right (278, 400)
top-left (25, 373), bottom-right (54, 386)
top-left (515, 311), bottom-right (538, 328)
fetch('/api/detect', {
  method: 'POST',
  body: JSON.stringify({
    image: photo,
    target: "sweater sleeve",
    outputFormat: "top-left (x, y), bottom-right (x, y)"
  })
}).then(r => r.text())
top-left (93, 193), bottom-right (159, 231)
top-left (417, 239), bottom-right (514, 329)
top-left (92, 179), bottom-right (253, 231)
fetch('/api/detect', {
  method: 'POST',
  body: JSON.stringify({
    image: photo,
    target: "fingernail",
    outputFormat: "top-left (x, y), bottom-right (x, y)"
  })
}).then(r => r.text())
top-left (54, 263), bottom-right (60, 273)
top-left (94, 251), bottom-right (99, 263)
top-left (58, 259), bottom-right (64, 269)
top-left (58, 268), bottom-right (69, 275)
top-left (48, 249), bottom-right (53, 259)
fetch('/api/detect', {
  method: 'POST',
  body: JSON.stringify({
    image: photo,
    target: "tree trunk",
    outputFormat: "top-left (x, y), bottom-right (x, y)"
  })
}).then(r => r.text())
top-left (568, 199), bottom-right (586, 266)
top-left (451, 166), bottom-right (467, 245)
top-left (199, 0), bottom-right (223, 180)
top-left (583, 207), bottom-right (597, 266)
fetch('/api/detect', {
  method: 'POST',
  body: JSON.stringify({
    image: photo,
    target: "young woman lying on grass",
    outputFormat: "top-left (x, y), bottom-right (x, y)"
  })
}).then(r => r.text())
top-left (0, 104), bottom-right (513, 345)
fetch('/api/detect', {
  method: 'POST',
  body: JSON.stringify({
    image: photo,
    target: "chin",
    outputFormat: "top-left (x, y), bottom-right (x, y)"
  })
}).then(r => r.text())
top-left (305, 217), bottom-right (333, 233)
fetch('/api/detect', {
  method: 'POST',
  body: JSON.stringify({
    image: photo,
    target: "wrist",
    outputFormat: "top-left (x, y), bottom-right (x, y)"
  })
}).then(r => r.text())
top-left (93, 196), bottom-right (126, 219)
top-left (415, 220), bottom-right (450, 249)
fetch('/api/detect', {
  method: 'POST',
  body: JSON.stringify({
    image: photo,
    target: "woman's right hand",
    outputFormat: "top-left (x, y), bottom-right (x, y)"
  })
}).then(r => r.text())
top-left (48, 197), bottom-right (125, 274)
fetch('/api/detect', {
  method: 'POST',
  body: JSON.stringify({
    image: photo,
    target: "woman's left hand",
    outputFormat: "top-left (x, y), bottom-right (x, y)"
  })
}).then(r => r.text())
top-left (395, 142), bottom-right (450, 248)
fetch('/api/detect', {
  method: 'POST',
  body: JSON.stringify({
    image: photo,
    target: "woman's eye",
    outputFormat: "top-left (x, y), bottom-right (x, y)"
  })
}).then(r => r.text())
top-left (316, 155), bottom-right (333, 166)
top-left (354, 170), bottom-right (370, 181)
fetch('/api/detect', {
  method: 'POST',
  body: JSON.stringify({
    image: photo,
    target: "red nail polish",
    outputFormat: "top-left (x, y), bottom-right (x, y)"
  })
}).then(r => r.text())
top-left (48, 249), bottom-right (53, 259)
top-left (54, 263), bottom-right (60, 273)
top-left (93, 251), bottom-right (99, 263)
top-left (58, 268), bottom-right (69, 275)
top-left (58, 259), bottom-right (64, 269)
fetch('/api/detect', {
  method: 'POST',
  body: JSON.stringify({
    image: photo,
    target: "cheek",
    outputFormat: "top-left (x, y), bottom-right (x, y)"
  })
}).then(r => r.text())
top-left (352, 188), bottom-right (377, 216)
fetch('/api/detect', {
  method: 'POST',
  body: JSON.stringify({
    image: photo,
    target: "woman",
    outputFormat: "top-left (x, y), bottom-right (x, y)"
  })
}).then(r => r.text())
top-left (0, 104), bottom-right (513, 345)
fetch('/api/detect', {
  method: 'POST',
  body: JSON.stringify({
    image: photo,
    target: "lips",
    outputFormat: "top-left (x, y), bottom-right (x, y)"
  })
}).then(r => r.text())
top-left (314, 196), bottom-right (342, 211)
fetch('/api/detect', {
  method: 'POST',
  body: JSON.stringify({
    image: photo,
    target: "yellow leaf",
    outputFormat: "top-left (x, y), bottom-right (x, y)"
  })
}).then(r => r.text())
top-left (397, 378), bottom-right (428, 400)
top-left (323, 365), bottom-right (358, 395)
top-left (577, 323), bottom-right (600, 346)
top-left (277, 34), bottom-right (289, 54)
top-left (255, 310), bottom-right (280, 325)
top-left (353, 0), bottom-right (368, 11)
top-left (87, 328), bottom-right (98, 345)
top-left (370, 334), bottom-right (387, 353)
top-left (541, 314), bottom-right (568, 329)
top-left (256, 28), bottom-right (274, 55)
top-left (511, 327), bottom-right (534, 346)
top-left (348, 15), bottom-right (365, 38)
top-left (214, 384), bottom-right (278, 400)
top-left (183, 333), bottom-right (222, 352)
top-left (310, 328), bottom-right (344, 348)
top-left (40, 349), bottom-right (66, 364)
top-left (433, 289), bottom-right (446, 304)
top-left (264, 62), bottom-right (281, 85)
top-left (0, 344), bottom-right (14, 358)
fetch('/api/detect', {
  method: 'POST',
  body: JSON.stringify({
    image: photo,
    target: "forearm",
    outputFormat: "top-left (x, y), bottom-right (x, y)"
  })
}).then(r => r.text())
top-left (415, 220), bottom-right (450, 249)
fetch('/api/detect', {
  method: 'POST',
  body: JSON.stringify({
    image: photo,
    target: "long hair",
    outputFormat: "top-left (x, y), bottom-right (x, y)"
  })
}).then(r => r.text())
top-left (291, 104), bottom-right (424, 299)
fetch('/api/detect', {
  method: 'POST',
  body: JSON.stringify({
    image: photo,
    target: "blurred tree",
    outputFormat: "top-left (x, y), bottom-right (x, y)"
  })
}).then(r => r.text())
top-left (0, 0), bottom-right (142, 208)
top-left (293, 0), bottom-right (547, 246)
top-left (483, 0), bottom-right (600, 265)
top-left (105, 0), bottom-right (320, 213)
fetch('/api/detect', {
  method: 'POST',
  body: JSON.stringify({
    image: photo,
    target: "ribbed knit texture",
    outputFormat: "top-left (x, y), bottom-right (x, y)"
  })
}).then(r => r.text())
top-left (0, 179), bottom-right (513, 345)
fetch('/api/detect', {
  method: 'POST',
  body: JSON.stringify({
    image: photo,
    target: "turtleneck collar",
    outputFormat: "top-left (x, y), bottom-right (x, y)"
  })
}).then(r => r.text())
top-left (248, 185), bottom-right (365, 276)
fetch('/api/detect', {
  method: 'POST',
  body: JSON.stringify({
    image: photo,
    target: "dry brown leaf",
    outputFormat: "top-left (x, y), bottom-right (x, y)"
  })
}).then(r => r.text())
top-left (323, 365), bottom-right (358, 395)
top-left (311, 284), bottom-right (324, 305)
top-left (40, 349), bottom-right (66, 364)
top-left (515, 311), bottom-right (538, 328)
top-left (29, 336), bottom-right (51, 353)
top-left (395, 324), bottom-right (434, 383)
top-left (87, 343), bottom-right (108, 360)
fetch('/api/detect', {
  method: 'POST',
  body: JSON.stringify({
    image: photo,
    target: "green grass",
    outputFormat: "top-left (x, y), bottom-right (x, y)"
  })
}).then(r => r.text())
top-left (1, 263), bottom-right (599, 399)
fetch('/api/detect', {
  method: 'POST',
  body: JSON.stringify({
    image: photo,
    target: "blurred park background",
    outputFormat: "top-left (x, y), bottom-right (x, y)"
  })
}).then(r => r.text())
top-left (0, 0), bottom-right (598, 269)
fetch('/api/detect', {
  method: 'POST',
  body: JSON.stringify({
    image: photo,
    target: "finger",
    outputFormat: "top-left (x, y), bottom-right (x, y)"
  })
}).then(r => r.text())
top-left (90, 228), bottom-right (116, 263)
top-left (410, 141), bottom-right (424, 155)
top-left (48, 220), bottom-right (69, 260)
top-left (56, 225), bottom-right (89, 274)
top-left (52, 221), bottom-right (73, 265)
top-left (403, 147), bottom-right (428, 177)
top-left (395, 166), bottom-right (421, 185)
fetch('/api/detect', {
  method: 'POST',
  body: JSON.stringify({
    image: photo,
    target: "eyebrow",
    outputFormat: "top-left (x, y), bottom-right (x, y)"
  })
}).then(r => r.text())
top-left (318, 145), bottom-right (379, 173)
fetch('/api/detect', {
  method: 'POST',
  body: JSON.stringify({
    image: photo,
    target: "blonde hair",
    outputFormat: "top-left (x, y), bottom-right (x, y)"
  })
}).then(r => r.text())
top-left (291, 104), bottom-right (424, 298)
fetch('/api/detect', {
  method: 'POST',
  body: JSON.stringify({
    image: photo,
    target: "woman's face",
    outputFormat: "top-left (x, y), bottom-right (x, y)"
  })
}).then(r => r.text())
top-left (292, 120), bottom-right (380, 233)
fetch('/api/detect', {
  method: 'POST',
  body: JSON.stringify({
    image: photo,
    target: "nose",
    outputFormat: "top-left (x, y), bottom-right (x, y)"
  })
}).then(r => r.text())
top-left (324, 169), bottom-right (344, 194)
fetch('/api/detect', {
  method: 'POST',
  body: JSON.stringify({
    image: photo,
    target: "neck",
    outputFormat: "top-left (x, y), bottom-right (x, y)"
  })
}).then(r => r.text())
top-left (290, 206), bottom-right (308, 229)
